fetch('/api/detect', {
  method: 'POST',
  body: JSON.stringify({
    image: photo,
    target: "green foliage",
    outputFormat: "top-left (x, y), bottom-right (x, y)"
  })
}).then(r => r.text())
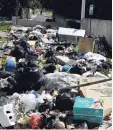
top-left (0, 0), bottom-right (42, 17)
top-left (0, 0), bottom-right (21, 17)
top-left (0, 38), bottom-right (8, 42)
top-left (30, 0), bottom-right (41, 9)
top-left (0, 23), bottom-right (11, 31)
top-left (38, 0), bottom-right (52, 10)
top-left (38, 0), bottom-right (111, 20)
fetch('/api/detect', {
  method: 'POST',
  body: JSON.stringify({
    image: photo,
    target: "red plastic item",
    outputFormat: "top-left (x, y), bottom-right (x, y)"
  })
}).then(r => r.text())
top-left (29, 114), bottom-right (43, 129)
top-left (35, 49), bottom-right (41, 53)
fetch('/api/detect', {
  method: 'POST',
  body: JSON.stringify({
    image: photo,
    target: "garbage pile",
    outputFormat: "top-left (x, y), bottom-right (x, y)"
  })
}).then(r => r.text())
top-left (0, 25), bottom-right (112, 129)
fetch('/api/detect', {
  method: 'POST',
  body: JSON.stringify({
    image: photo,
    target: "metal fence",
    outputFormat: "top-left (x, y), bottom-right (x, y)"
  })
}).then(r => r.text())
top-left (81, 18), bottom-right (112, 46)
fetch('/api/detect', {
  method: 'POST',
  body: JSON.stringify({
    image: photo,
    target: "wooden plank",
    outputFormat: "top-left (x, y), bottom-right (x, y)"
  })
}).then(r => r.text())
top-left (70, 77), bottom-right (111, 88)
top-left (80, 79), bottom-right (112, 117)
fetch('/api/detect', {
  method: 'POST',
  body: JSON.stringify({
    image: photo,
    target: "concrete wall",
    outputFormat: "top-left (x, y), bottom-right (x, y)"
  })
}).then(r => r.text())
top-left (15, 18), bottom-right (112, 46)
top-left (16, 19), bottom-right (60, 27)
top-left (81, 18), bottom-right (112, 46)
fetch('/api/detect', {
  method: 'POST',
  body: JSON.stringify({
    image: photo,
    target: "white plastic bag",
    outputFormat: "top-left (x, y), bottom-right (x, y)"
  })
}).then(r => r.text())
top-left (84, 52), bottom-right (106, 61)
top-left (20, 94), bottom-right (37, 113)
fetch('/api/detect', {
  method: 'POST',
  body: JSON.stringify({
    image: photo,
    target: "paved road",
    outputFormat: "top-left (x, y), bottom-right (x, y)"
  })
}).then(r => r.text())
top-left (33, 12), bottom-right (50, 21)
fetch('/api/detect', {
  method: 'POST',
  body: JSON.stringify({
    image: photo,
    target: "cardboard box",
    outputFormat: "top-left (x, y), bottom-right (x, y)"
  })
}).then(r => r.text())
top-left (80, 80), bottom-right (112, 118)
top-left (78, 37), bottom-right (95, 53)
top-left (73, 96), bottom-right (103, 124)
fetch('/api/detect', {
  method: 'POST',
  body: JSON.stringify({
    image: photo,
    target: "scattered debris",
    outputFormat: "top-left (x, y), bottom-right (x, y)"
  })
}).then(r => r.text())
top-left (0, 25), bottom-right (111, 129)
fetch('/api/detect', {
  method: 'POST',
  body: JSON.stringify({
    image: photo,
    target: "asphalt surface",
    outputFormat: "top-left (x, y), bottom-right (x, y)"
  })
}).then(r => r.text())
top-left (33, 12), bottom-right (50, 21)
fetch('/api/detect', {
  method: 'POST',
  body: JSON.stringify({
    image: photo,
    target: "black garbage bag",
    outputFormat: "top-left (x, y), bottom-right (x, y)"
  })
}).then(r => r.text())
top-left (38, 99), bottom-right (54, 113)
top-left (76, 122), bottom-right (88, 129)
top-left (10, 40), bottom-right (36, 61)
top-left (56, 46), bottom-right (64, 51)
top-left (69, 64), bottom-right (86, 75)
top-left (43, 64), bottom-right (56, 73)
top-left (46, 57), bottom-right (57, 65)
top-left (17, 62), bottom-right (26, 68)
top-left (102, 61), bottom-right (112, 70)
top-left (55, 93), bottom-right (75, 111)
top-left (19, 40), bottom-right (35, 55)
top-left (0, 71), bottom-right (14, 79)
top-left (13, 65), bottom-right (45, 93)
top-left (45, 50), bottom-right (54, 58)
top-left (29, 35), bottom-right (38, 40)
top-left (96, 65), bottom-right (103, 71)
top-left (26, 54), bottom-right (38, 62)
top-left (0, 60), bottom-right (45, 95)
top-left (26, 61), bottom-right (38, 67)
top-left (10, 44), bottom-right (25, 61)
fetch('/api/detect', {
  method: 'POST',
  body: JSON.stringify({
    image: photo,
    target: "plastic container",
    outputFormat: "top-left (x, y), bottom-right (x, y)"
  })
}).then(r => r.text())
top-left (73, 96), bottom-right (103, 124)
top-left (62, 65), bottom-right (71, 72)
top-left (5, 59), bottom-right (16, 72)
top-left (0, 104), bottom-right (16, 127)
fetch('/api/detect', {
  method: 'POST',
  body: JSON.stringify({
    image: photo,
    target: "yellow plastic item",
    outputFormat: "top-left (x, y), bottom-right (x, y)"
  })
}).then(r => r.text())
top-left (56, 64), bottom-right (59, 71)
top-left (41, 59), bottom-right (46, 64)
top-left (52, 91), bottom-right (58, 97)
top-left (39, 63), bottom-right (43, 69)
top-left (108, 59), bottom-right (112, 63)
top-left (18, 115), bottom-right (29, 125)
top-left (1, 56), bottom-right (7, 65)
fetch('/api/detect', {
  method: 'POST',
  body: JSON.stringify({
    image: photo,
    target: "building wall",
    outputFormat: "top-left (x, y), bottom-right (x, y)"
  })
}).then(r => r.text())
top-left (16, 19), bottom-right (60, 27)
top-left (81, 18), bottom-right (112, 46)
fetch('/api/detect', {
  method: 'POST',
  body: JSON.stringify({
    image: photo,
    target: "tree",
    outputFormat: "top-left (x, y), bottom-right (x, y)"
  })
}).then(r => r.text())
top-left (39, 0), bottom-right (52, 10)
top-left (85, 0), bottom-right (112, 20)
top-left (38, 0), bottom-right (82, 20)
top-left (38, 0), bottom-right (112, 20)
top-left (0, 0), bottom-right (22, 18)
top-left (29, 0), bottom-right (41, 10)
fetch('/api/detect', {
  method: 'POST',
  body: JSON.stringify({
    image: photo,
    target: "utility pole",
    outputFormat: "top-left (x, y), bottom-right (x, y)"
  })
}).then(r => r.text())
top-left (81, 0), bottom-right (86, 20)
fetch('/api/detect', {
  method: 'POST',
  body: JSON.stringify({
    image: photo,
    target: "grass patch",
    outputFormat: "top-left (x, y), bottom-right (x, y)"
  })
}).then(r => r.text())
top-left (0, 22), bottom-right (11, 32)
top-left (0, 37), bottom-right (8, 42)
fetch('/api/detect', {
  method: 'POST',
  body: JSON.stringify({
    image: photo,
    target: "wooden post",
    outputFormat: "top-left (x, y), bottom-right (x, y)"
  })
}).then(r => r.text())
top-left (81, 0), bottom-right (86, 20)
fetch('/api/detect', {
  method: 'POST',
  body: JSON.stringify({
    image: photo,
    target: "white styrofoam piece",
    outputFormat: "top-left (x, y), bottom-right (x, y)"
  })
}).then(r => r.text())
top-left (58, 27), bottom-right (85, 37)
top-left (47, 29), bottom-right (57, 33)
top-left (0, 104), bottom-right (16, 127)
top-left (56, 56), bottom-right (70, 63)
